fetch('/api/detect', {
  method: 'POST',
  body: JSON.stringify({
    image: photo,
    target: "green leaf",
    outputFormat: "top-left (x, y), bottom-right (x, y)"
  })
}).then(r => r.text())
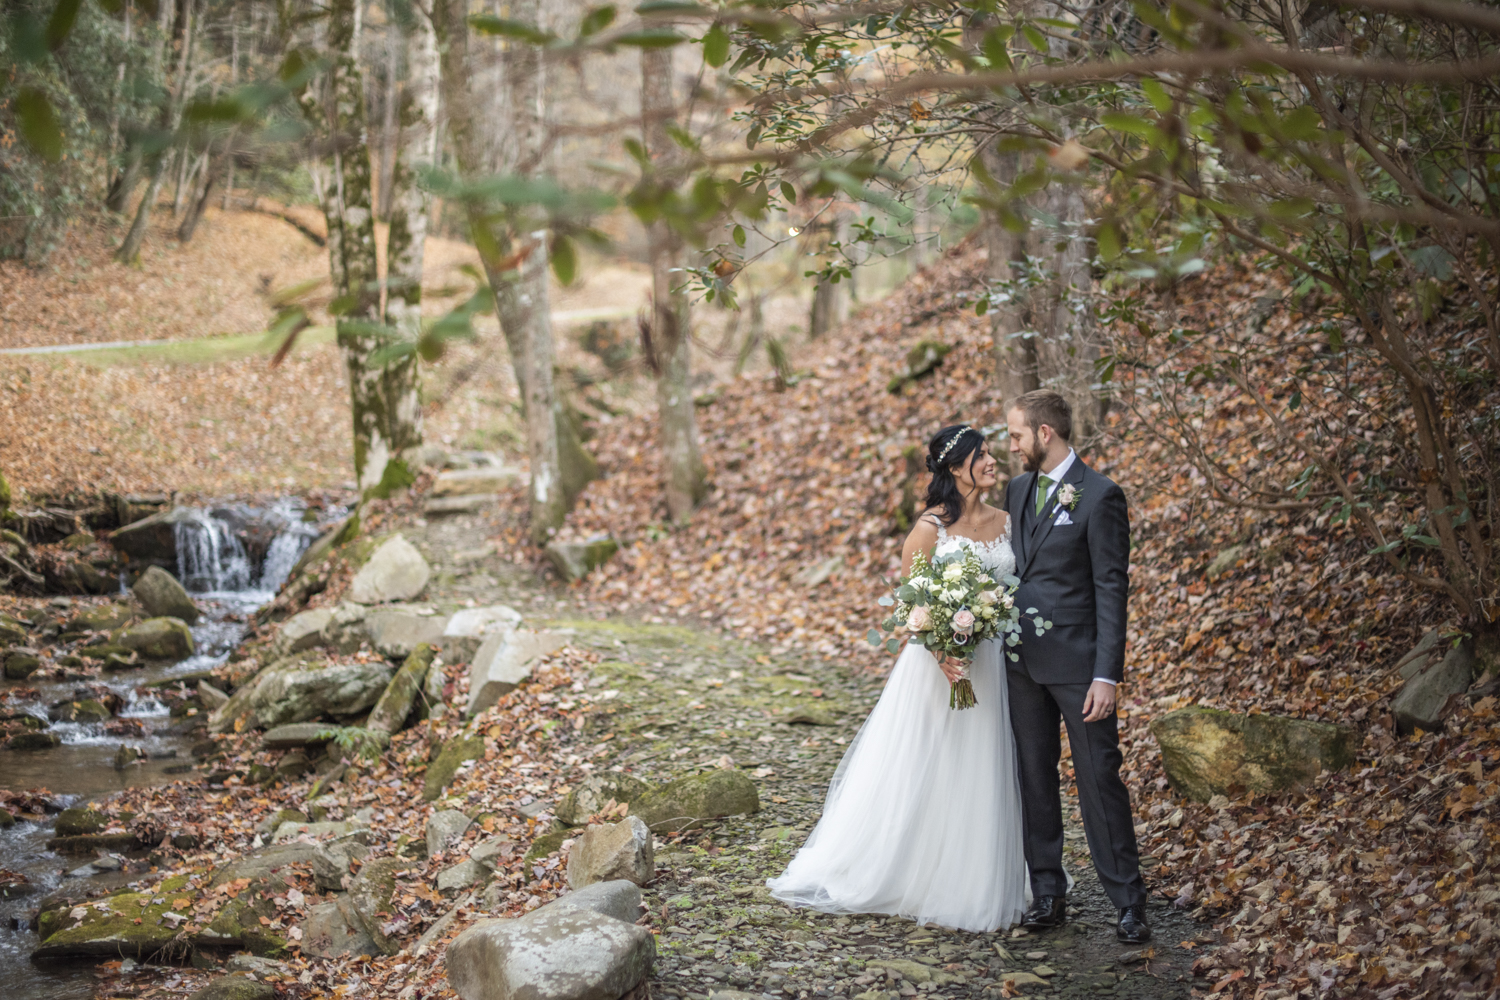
top-left (703, 23), bottom-right (730, 67)
top-left (885, 638), bottom-right (901, 654)
top-left (780, 180), bottom-right (797, 205)
top-left (1099, 111), bottom-right (1161, 141)
top-left (1096, 220), bottom-right (1120, 261)
top-left (551, 234), bottom-right (577, 285)
top-left (615, 28), bottom-right (687, 47)
top-left (1281, 106), bottom-right (1321, 141)
top-left (732, 224), bottom-right (746, 247)
top-left (327, 293), bottom-right (358, 316)
top-left (1140, 77), bottom-right (1172, 113)
top-left (636, 0), bottom-right (705, 13)
top-left (578, 4), bottom-right (617, 37)
top-left (14, 88), bottom-right (63, 163)
top-left (469, 15), bottom-right (554, 44)
top-left (1020, 24), bottom-right (1047, 52)
top-left (867, 629), bottom-right (882, 646)
top-left (46, 0), bottom-right (83, 50)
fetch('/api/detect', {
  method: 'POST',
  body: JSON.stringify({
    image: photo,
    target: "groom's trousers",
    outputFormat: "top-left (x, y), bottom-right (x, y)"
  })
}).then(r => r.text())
top-left (1007, 668), bottom-right (1147, 909)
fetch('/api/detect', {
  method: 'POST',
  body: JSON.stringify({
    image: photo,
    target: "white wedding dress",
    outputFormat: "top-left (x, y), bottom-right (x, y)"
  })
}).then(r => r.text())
top-left (767, 524), bottom-right (1030, 931)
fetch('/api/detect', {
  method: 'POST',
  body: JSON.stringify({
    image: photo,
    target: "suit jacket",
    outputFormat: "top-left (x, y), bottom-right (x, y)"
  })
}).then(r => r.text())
top-left (1003, 458), bottom-right (1130, 685)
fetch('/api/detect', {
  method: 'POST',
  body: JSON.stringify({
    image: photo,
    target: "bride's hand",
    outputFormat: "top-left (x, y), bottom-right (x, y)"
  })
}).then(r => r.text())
top-left (936, 654), bottom-right (966, 684)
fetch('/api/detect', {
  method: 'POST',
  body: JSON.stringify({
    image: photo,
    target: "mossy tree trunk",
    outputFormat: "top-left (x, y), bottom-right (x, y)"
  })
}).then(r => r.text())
top-left (641, 46), bottom-right (707, 522)
top-left (305, 0), bottom-right (421, 501)
top-left (435, 0), bottom-right (596, 535)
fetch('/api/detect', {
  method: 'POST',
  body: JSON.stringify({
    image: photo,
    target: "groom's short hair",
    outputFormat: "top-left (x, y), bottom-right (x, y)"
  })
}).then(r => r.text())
top-left (1014, 390), bottom-right (1072, 442)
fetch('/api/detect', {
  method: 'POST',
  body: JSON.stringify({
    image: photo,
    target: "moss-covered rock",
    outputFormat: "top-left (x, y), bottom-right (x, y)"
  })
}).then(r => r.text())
top-left (48, 699), bottom-right (111, 724)
top-left (7, 731), bottom-right (60, 750)
top-left (55, 807), bottom-right (108, 836)
top-left (555, 773), bottom-right (656, 826)
top-left (113, 617), bottom-right (195, 661)
top-left (423, 733), bottom-right (485, 801)
top-left (187, 976), bottom-right (275, 1000)
top-left (33, 887), bottom-right (190, 958)
top-left (3, 648), bottom-right (42, 680)
top-left (1149, 706), bottom-right (1359, 802)
top-left (523, 828), bottom-right (571, 865)
top-left (630, 769), bottom-right (761, 832)
top-left (366, 643), bottom-right (437, 734)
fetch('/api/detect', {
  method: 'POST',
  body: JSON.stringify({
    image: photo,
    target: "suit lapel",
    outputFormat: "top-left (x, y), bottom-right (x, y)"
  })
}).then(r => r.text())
top-left (1019, 459), bottom-right (1087, 578)
top-left (1010, 471), bottom-right (1034, 567)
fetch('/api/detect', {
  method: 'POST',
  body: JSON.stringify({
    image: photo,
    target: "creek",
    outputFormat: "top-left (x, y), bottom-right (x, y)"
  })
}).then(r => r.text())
top-left (0, 499), bottom-right (330, 998)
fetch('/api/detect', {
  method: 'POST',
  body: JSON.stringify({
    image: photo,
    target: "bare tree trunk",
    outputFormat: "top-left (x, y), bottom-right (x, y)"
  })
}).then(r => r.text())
top-left (641, 45), bottom-right (707, 521)
top-left (435, 0), bottom-right (595, 536)
top-left (222, 21), bottom-right (238, 211)
top-left (117, 0), bottom-right (197, 264)
top-left (979, 137), bottom-right (1039, 417)
top-left (107, 0), bottom-right (154, 213)
top-left (177, 151), bottom-right (217, 242)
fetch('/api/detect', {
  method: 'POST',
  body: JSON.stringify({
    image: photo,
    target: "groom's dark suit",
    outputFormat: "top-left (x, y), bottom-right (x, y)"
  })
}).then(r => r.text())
top-left (1005, 456), bottom-right (1146, 909)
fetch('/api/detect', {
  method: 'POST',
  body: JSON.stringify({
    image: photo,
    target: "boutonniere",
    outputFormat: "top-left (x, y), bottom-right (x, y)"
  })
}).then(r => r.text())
top-left (1056, 483), bottom-right (1082, 511)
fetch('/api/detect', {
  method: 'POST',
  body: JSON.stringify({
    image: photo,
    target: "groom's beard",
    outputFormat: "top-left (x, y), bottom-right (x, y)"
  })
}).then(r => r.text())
top-left (1019, 442), bottom-right (1046, 472)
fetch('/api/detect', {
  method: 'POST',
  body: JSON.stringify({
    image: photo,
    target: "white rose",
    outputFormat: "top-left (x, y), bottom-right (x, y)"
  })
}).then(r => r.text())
top-left (942, 563), bottom-right (964, 582)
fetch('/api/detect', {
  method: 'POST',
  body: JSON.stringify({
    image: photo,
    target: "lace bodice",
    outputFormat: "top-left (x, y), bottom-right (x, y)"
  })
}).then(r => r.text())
top-left (935, 521), bottom-right (1016, 577)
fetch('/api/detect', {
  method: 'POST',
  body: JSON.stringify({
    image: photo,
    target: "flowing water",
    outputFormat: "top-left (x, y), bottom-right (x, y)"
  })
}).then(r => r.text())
top-left (0, 499), bottom-right (331, 997)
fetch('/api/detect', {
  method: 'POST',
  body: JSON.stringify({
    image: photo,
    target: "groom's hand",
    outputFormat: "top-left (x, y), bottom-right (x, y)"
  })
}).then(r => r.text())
top-left (1081, 680), bottom-right (1117, 722)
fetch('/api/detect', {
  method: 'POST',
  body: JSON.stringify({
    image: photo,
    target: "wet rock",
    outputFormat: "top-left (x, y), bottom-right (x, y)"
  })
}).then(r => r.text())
top-left (187, 974), bottom-right (275, 1000)
top-left (367, 643), bottom-right (438, 734)
top-left (466, 628), bottom-right (567, 717)
top-left (7, 731), bottom-right (61, 750)
top-left (66, 603), bottom-right (134, 633)
top-left (49, 699), bottom-right (111, 724)
top-left (424, 734), bottom-right (486, 801)
top-left (428, 809), bottom-right (475, 858)
top-left (631, 769), bottom-right (761, 832)
top-left (348, 534), bottom-right (431, 605)
top-left (131, 566), bottom-right (200, 624)
top-left (209, 656), bottom-right (394, 732)
top-left (312, 837), bottom-right (371, 891)
top-left (109, 507), bottom-right (194, 564)
top-left (447, 882), bottom-right (655, 1000)
top-left (544, 534), bottom-right (619, 582)
top-left (46, 832), bottom-right (141, 853)
top-left (555, 773), bottom-right (655, 827)
top-left (113, 617), bottom-right (194, 661)
top-left (261, 722), bottom-right (333, 750)
top-left (438, 859), bottom-right (490, 894)
top-left (566, 816), bottom-right (654, 889)
top-left (273, 607), bottom-right (335, 657)
top-left (1149, 706), bottom-right (1359, 802)
top-left (55, 808), bottom-right (108, 836)
top-left (3, 648), bottom-right (42, 680)
top-left (1390, 638), bottom-right (1477, 735)
top-left (197, 680), bottom-right (229, 711)
top-left (365, 607), bottom-right (447, 659)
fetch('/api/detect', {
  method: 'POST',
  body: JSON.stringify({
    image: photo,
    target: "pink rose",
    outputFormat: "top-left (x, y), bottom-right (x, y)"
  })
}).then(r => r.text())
top-left (952, 609), bottom-right (976, 631)
top-left (907, 606), bottom-right (933, 631)
top-left (978, 590), bottom-right (998, 605)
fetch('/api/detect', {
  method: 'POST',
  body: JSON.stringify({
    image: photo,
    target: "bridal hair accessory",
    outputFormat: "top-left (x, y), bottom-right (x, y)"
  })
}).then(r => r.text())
top-left (870, 542), bottom-right (1055, 710)
top-left (937, 426), bottom-right (974, 463)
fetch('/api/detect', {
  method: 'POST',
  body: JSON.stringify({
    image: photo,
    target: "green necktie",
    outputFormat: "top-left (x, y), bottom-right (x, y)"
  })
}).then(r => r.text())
top-left (1035, 474), bottom-right (1053, 515)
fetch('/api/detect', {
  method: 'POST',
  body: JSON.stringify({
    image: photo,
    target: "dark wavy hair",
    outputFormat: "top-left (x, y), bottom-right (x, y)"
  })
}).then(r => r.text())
top-left (923, 424), bottom-right (985, 527)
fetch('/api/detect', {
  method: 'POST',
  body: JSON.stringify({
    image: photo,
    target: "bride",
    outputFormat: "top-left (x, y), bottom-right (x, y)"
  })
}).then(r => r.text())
top-left (767, 424), bottom-right (1029, 931)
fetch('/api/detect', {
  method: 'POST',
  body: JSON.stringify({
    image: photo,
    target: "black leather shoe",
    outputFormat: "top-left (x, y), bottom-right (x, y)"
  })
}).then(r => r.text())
top-left (1117, 904), bottom-right (1151, 943)
top-left (1021, 895), bottom-right (1066, 930)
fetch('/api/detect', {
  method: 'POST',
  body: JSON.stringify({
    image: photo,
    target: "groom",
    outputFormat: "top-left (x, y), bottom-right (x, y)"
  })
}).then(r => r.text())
top-left (1003, 390), bottom-right (1150, 944)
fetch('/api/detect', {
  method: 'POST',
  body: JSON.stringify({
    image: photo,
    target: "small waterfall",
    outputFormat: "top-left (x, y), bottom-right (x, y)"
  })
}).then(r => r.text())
top-left (259, 529), bottom-right (310, 593)
top-left (173, 510), bottom-right (253, 593)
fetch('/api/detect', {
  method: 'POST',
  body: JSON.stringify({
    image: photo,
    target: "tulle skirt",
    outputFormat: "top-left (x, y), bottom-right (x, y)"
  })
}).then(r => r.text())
top-left (766, 638), bottom-right (1029, 931)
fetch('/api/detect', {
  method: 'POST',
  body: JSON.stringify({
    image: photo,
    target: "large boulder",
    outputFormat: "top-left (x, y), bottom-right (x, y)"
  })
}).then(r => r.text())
top-left (209, 657), bottom-right (394, 732)
top-left (33, 885), bottom-right (189, 958)
top-left (322, 602), bottom-right (371, 654)
top-left (311, 837), bottom-right (371, 892)
top-left (425, 734), bottom-right (486, 801)
top-left (109, 506), bottom-right (193, 564)
top-left (131, 566), bottom-right (199, 624)
top-left (630, 770), bottom-right (761, 832)
top-left (367, 644), bottom-right (438, 734)
top-left (0, 613), bottom-right (27, 646)
top-left (364, 607), bottom-right (448, 659)
top-left (556, 774), bottom-right (655, 827)
top-left (566, 816), bottom-right (654, 889)
top-left (260, 722), bottom-right (333, 750)
top-left (3, 647), bottom-right (42, 680)
top-left (1390, 639), bottom-right (1477, 735)
top-left (302, 899), bottom-right (379, 959)
top-left (544, 535), bottom-right (618, 582)
top-left (446, 881), bottom-right (654, 1000)
top-left (112, 618), bottom-right (194, 661)
top-left (1150, 706), bottom-right (1360, 802)
top-left (348, 534), bottom-right (430, 605)
top-left (466, 629), bottom-right (567, 717)
top-left (272, 607), bottom-right (335, 658)
top-left (442, 605), bottom-right (523, 662)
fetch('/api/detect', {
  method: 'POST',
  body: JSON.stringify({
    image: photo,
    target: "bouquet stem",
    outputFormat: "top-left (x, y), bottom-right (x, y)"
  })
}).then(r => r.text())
top-left (949, 678), bottom-right (977, 711)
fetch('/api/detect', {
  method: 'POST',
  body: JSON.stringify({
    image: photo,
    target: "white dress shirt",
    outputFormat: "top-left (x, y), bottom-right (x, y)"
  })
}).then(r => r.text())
top-left (1034, 449), bottom-right (1116, 688)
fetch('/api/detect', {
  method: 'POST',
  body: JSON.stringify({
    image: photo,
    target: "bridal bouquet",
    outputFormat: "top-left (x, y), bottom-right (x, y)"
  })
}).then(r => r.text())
top-left (867, 547), bottom-right (1049, 710)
